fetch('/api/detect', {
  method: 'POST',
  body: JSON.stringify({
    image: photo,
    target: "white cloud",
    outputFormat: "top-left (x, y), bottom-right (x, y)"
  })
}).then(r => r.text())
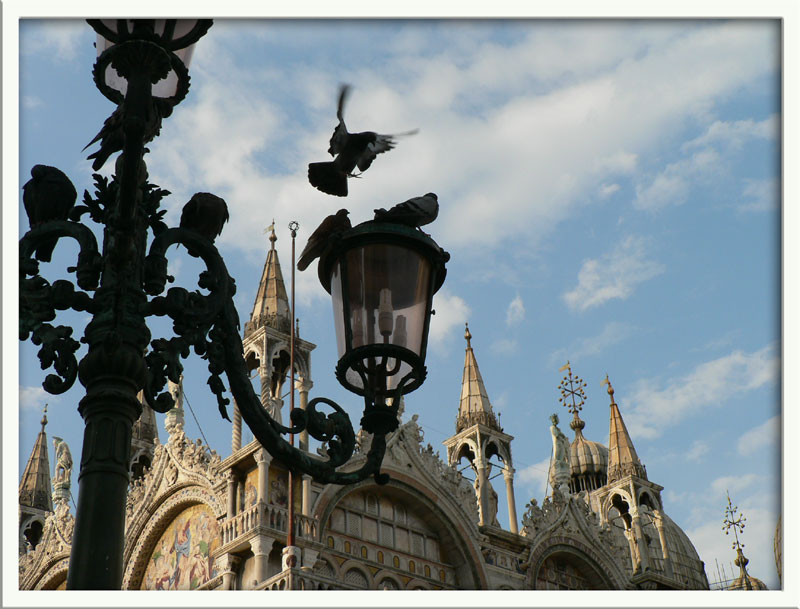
top-left (634, 148), bottom-right (720, 210)
top-left (506, 294), bottom-right (525, 326)
top-left (427, 289), bottom-right (470, 356)
top-left (737, 415), bottom-right (780, 456)
top-left (710, 473), bottom-right (758, 497)
top-left (549, 321), bottom-right (636, 365)
top-left (516, 457), bottom-right (552, 503)
top-left (635, 115), bottom-right (778, 212)
top-left (685, 440), bottom-right (710, 462)
top-left (624, 343), bottom-right (779, 438)
top-left (739, 177), bottom-right (779, 212)
top-left (563, 236), bottom-right (664, 312)
top-left (682, 116), bottom-right (778, 152)
top-left (598, 183), bottom-right (620, 199)
top-left (142, 20), bottom-right (778, 267)
top-left (19, 386), bottom-right (52, 410)
top-left (23, 20), bottom-right (85, 61)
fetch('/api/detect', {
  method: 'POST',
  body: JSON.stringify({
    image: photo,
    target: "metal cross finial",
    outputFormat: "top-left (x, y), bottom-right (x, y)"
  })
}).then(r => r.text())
top-left (601, 373), bottom-right (616, 403)
top-left (723, 491), bottom-right (746, 550)
top-left (558, 362), bottom-right (587, 415)
top-left (265, 220), bottom-right (277, 248)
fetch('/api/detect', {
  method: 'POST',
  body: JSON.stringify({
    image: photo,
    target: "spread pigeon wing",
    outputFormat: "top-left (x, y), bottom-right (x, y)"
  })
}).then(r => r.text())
top-left (356, 135), bottom-right (397, 172)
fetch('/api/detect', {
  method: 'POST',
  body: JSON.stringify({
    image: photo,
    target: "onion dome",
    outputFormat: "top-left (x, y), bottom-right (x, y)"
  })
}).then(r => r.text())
top-left (568, 413), bottom-right (608, 493)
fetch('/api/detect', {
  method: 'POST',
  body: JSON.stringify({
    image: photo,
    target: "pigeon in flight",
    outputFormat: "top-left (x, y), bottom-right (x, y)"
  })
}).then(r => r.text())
top-left (374, 193), bottom-right (439, 229)
top-left (297, 208), bottom-right (351, 271)
top-left (179, 192), bottom-right (230, 256)
top-left (308, 84), bottom-right (418, 197)
top-left (84, 98), bottom-right (173, 171)
top-left (22, 164), bottom-right (78, 262)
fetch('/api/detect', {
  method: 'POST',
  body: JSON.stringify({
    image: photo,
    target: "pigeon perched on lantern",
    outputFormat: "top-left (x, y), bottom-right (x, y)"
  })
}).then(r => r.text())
top-left (373, 193), bottom-right (439, 229)
top-left (308, 84), bottom-right (418, 197)
top-left (179, 192), bottom-right (230, 256)
top-left (83, 98), bottom-right (174, 171)
top-left (22, 164), bottom-right (78, 262)
top-left (297, 208), bottom-right (352, 271)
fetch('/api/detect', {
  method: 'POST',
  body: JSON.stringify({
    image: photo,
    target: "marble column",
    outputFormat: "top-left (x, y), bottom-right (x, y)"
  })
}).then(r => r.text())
top-left (217, 554), bottom-right (241, 590)
top-left (226, 470), bottom-right (237, 518)
top-left (231, 401), bottom-right (242, 453)
top-left (250, 534), bottom-right (275, 585)
top-left (255, 448), bottom-right (272, 505)
top-left (476, 463), bottom-right (489, 527)
top-left (502, 466), bottom-right (519, 534)
top-left (296, 378), bottom-right (313, 515)
top-left (630, 505), bottom-right (650, 572)
top-left (653, 510), bottom-right (674, 578)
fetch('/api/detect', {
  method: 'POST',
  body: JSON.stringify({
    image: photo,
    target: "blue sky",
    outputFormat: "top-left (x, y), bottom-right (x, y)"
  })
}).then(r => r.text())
top-left (6, 10), bottom-right (796, 598)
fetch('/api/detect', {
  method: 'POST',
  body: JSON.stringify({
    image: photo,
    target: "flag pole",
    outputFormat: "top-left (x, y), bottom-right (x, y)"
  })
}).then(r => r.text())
top-left (286, 220), bottom-right (299, 579)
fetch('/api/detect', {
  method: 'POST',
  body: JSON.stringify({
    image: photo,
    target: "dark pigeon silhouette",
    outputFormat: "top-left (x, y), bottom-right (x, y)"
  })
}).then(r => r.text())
top-left (22, 164), bottom-right (78, 262)
top-left (374, 193), bottom-right (439, 228)
top-left (297, 209), bottom-right (351, 271)
top-left (179, 192), bottom-right (229, 256)
top-left (84, 98), bottom-right (173, 171)
top-left (308, 84), bottom-right (417, 197)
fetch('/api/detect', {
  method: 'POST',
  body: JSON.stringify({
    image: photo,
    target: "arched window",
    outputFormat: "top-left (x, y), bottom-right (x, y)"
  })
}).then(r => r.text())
top-left (361, 545), bottom-right (368, 559)
top-left (424, 565), bottom-right (431, 578)
top-left (409, 560), bottom-right (416, 573)
top-left (377, 551), bottom-right (384, 564)
top-left (327, 536), bottom-right (335, 548)
top-left (344, 541), bottom-right (351, 554)
top-left (393, 556), bottom-right (400, 569)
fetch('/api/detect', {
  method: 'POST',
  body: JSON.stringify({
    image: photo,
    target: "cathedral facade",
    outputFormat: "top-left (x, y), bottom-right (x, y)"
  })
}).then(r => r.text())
top-left (18, 229), bottom-right (710, 591)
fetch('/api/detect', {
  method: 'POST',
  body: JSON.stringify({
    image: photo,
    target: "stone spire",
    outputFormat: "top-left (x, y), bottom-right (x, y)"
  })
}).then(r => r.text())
top-left (456, 323), bottom-right (501, 433)
top-left (245, 222), bottom-right (291, 337)
top-left (604, 375), bottom-right (647, 483)
top-left (19, 405), bottom-right (53, 513)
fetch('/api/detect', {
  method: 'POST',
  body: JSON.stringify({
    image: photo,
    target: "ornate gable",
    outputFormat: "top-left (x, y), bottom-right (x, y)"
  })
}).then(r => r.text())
top-left (520, 490), bottom-right (631, 589)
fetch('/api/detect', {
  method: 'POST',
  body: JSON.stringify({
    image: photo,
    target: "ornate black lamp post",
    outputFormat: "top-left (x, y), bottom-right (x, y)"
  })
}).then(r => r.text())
top-left (19, 19), bottom-right (448, 589)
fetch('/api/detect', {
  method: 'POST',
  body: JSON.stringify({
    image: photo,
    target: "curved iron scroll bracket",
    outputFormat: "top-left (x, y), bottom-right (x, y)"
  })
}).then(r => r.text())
top-left (19, 221), bottom-right (102, 394)
top-left (143, 228), bottom-right (391, 485)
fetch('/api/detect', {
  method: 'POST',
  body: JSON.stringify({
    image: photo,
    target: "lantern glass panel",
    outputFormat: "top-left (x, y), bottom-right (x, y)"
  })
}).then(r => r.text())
top-left (330, 242), bottom-right (432, 392)
top-left (95, 20), bottom-right (197, 99)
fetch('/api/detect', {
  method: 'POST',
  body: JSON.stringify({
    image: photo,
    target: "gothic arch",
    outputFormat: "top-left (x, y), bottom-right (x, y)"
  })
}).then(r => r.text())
top-left (637, 488), bottom-right (660, 511)
top-left (483, 438), bottom-right (511, 466)
top-left (452, 438), bottom-right (480, 464)
top-left (122, 486), bottom-right (224, 589)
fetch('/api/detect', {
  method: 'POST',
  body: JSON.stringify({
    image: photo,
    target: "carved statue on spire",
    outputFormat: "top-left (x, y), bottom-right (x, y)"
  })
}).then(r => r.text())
top-left (52, 436), bottom-right (73, 504)
top-left (549, 413), bottom-right (571, 496)
top-left (53, 437), bottom-right (72, 484)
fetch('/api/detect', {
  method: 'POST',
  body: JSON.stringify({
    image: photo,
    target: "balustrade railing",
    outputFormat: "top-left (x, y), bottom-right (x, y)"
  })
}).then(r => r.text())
top-left (221, 501), bottom-right (318, 545)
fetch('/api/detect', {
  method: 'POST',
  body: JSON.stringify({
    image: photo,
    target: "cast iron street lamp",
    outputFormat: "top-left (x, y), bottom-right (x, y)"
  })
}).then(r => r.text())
top-left (19, 19), bottom-right (448, 589)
